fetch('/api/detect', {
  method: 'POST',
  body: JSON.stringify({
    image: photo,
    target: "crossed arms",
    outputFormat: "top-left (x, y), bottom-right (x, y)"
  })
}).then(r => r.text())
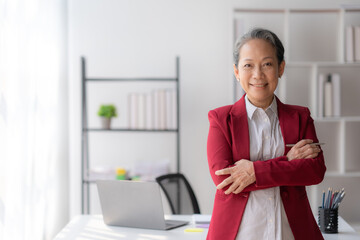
top-left (207, 109), bottom-right (326, 195)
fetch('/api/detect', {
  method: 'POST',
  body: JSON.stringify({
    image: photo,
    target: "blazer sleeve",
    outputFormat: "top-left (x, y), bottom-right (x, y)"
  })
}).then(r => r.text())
top-left (207, 110), bottom-right (234, 187)
top-left (207, 109), bottom-right (286, 192)
top-left (253, 108), bottom-right (326, 188)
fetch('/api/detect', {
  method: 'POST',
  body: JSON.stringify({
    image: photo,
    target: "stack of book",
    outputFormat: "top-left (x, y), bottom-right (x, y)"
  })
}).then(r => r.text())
top-left (128, 88), bottom-right (177, 130)
top-left (318, 73), bottom-right (341, 117)
top-left (345, 25), bottom-right (360, 62)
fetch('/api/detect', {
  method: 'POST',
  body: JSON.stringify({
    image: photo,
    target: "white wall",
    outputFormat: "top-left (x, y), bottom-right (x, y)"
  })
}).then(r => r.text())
top-left (68, 0), bottom-right (232, 216)
top-left (68, 0), bottom-right (360, 216)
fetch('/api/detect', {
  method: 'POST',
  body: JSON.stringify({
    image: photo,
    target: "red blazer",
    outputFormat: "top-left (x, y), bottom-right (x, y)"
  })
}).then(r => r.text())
top-left (207, 95), bottom-right (326, 240)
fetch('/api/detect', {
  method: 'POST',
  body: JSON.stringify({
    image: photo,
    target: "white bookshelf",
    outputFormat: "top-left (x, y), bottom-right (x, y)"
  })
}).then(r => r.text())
top-left (234, 6), bottom-right (360, 224)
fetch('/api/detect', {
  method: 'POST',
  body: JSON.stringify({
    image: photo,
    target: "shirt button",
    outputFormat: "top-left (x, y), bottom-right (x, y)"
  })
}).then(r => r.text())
top-left (265, 136), bottom-right (269, 140)
top-left (269, 197), bottom-right (272, 201)
top-left (269, 219), bottom-right (273, 223)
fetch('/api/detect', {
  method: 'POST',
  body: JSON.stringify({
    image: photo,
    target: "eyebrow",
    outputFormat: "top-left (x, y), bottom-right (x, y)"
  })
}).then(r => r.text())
top-left (242, 56), bottom-right (275, 61)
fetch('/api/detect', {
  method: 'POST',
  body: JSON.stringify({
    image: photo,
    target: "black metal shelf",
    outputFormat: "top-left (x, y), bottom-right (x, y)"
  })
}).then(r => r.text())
top-left (81, 56), bottom-right (180, 214)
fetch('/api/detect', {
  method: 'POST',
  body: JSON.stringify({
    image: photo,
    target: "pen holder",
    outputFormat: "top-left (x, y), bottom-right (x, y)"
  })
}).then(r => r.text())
top-left (318, 207), bottom-right (338, 233)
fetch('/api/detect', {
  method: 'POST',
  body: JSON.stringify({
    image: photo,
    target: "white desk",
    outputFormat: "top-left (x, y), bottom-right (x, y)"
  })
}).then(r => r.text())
top-left (54, 215), bottom-right (360, 240)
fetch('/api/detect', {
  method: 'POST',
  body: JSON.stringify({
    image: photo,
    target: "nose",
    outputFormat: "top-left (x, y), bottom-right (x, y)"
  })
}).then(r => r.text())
top-left (253, 66), bottom-right (263, 79)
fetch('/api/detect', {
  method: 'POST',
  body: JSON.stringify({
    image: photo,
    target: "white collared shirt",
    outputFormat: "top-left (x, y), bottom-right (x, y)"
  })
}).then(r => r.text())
top-left (235, 95), bottom-right (294, 240)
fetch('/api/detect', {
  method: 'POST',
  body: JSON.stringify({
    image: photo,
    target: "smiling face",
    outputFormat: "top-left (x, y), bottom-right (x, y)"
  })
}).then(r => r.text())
top-left (234, 38), bottom-right (285, 109)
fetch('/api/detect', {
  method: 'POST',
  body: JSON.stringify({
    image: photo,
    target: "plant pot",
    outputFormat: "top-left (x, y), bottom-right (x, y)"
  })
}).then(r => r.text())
top-left (101, 117), bottom-right (112, 129)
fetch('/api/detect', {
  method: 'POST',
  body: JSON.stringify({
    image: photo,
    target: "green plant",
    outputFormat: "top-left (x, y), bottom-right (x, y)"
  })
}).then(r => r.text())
top-left (97, 104), bottom-right (117, 119)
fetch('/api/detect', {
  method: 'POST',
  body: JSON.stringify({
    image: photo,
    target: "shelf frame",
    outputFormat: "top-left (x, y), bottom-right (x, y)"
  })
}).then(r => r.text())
top-left (233, 6), bottom-right (360, 225)
top-left (81, 56), bottom-right (181, 214)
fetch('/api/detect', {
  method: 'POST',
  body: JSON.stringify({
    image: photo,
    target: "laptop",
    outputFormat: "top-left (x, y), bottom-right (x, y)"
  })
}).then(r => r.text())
top-left (96, 180), bottom-right (189, 230)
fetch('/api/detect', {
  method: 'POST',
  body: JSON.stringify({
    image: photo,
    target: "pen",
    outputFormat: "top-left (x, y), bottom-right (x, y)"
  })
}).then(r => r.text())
top-left (334, 191), bottom-right (346, 209)
top-left (334, 188), bottom-right (344, 207)
top-left (325, 188), bottom-right (331, 209)
top-left (286, 142), bottom-right (325, 147)
top-left (322, 191), bottom-right (325, 208)
top-left (331, 191), bottom-right (338, 209)
top-left (330, 192), bottom-right (334, 208)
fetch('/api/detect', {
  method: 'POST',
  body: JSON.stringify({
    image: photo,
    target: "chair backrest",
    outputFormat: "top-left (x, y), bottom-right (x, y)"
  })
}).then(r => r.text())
top-left (155, 173), bottom-right (200, 214)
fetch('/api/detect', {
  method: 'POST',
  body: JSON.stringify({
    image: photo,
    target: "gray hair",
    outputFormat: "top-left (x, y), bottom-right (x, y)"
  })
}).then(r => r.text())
top-left (233, 28), bottom-right (284, 67)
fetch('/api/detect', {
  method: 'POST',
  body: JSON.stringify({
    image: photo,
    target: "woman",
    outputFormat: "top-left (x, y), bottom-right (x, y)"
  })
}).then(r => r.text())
top-left (207, 28), bottom-right (326, 240)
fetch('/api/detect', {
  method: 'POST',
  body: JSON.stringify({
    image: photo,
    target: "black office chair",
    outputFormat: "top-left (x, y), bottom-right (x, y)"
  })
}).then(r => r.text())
top-left (155, 173), bottom-right (201, 214)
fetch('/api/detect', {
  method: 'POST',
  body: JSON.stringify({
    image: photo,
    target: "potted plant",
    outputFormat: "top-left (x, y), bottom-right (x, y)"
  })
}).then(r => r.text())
top-left (98, 104), bottom-right (117, 129)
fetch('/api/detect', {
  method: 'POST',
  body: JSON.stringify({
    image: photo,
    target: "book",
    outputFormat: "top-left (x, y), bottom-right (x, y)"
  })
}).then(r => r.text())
top-left (166, 89), bottom-right (173, 129)
top-left (137, 93), bottom-right (146, 129)
top-left (318, 73), bottom-right (341, 118)
top-left (145, 93), bottom-right (153, 130)
top-left (324, 75), bottom-right (333, 117)
top-left (171, 89), bottom-right (177, 129)
top-left (331, 73), bottom-right (341, 117)
top-left (153, 90), bottom-right (159, 130)
top-left (128, 93), bottom-right (138, 129)
top-left (318, 73), bottom-right (326, 117)
top-left (153, 89), bottom-right (166, 130)
top-left (354, 26), bottom-right (360, 61)
top-left (345, 26), bottom-right (354, 62)
top-left (158, 89), bottom-right (166, 130)
top-left (129, 89), bottom-right (176, 130)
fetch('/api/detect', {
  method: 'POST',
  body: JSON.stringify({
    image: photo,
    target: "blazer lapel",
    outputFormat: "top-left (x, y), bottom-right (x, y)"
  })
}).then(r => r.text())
top-left (229, 96), bottom-right (250, 161)
top-left (276, 97), bottom-right (300, 153)
top-left (229, 96), bottom-right (299, 160)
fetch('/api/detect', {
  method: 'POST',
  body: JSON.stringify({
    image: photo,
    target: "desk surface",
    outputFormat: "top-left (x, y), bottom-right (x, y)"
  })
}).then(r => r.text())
top-left (55, 215), bottom-right (360, 240)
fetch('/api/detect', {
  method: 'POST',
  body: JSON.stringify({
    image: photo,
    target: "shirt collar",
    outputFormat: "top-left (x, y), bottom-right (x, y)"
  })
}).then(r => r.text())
top-left (245, 95), bottom-right (278, 119)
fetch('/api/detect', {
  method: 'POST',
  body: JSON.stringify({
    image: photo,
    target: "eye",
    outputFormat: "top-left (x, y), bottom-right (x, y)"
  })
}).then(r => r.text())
top-left (243, 64), bottom-right (251, 68)
top-left (264, 62), bottom-right (273, 67)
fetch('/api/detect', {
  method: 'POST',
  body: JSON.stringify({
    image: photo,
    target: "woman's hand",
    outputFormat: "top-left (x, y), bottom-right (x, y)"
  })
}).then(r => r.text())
top-left (286, 139), bottom-right (321, 161)
top-left (215, 159), bottom-right (255, 194)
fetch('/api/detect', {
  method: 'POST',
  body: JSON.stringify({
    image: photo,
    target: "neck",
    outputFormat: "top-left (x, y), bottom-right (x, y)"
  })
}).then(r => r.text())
top-left (247, 95), bottom-right (274, 110)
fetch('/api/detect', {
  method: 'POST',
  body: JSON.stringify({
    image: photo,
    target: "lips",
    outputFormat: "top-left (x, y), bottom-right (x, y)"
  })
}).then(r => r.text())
top-left (250, 83), bottom-right (268, 87)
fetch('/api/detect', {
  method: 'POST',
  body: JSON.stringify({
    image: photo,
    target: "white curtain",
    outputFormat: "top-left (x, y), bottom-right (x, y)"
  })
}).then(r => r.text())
top-left (0, 0), bottom-right (68, 239)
